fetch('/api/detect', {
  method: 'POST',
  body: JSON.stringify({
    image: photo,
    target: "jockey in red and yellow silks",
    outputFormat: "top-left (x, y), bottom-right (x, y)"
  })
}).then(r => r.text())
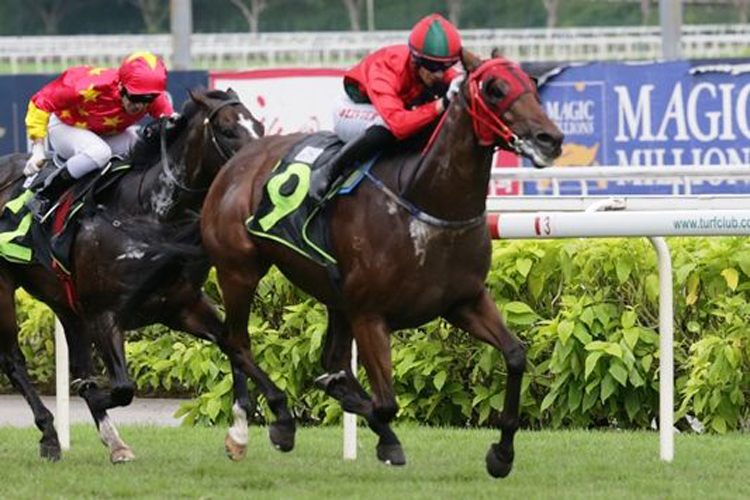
top-left (23, 51), bottom-right (174, 217)
top-left (310, 13), bottom-right (469, 202)
top-left (25, 66), bottom-right (172, 139)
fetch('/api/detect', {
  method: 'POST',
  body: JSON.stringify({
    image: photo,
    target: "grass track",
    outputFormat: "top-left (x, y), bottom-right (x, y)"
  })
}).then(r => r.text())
top-left (0, 425), bottom-right (748, 499)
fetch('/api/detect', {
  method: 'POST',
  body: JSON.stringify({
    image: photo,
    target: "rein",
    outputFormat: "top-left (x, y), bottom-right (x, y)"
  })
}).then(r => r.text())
top-left (365, 168), bottom-right (486, 230)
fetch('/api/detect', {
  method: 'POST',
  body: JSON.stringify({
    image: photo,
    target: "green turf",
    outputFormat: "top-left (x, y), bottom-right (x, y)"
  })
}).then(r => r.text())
top-left (0, 425), bottom-right (748, 499)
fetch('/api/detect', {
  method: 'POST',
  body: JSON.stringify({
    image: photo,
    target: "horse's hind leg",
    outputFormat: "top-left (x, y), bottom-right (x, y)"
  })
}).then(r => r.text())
top-left (446, 289), bottom-right (526, 479)
top-left (0, 277), bottom-right (60, 460)
top-left (165, 293), bottom-right (257, 461)
top-left (216, 262), bottom-right (296, 459)
top-left (316, 309), bottom-right (402, 450)
top-left (348, 314), bottom-right (405, 466)
top-left (316, 309), bottom-right (372, 410)
top-left (66, 313), bottom-right (135, 463)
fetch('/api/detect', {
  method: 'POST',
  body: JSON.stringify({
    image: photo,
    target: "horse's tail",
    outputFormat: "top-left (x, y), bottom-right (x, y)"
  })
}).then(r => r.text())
top-left (116, 213), bottom-right (207, 322)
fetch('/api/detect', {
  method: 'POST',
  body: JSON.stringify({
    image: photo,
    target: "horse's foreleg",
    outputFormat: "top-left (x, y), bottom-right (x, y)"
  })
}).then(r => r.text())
top-left (0, 282), bottom-right (60, 460)
top-left (217, 265), bottom-right (295, 458)
top-left (446, 290), bottom-right (526, 479)
top-left (83, 315), bottom-right (135, 463)
top-left (350, 315), bottom-right (405, 466)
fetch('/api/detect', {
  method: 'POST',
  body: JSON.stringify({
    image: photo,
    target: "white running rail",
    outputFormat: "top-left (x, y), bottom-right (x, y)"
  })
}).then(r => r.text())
top-left (3, 24), bottom-right (750, 73)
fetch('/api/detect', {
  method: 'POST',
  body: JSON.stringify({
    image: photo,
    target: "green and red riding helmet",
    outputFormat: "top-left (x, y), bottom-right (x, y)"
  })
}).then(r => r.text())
top-left (408, 13), bottom-right (462, 72)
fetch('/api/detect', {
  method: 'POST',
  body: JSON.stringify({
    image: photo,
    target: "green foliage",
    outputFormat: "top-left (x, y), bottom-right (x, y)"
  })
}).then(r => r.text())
top-left (7, 239), bottom-right (750, 433)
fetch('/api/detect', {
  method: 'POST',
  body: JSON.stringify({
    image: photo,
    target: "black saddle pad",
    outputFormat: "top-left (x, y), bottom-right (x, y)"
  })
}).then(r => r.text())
top-left (246, 132), bottom-right (372, 268)
top-left (0, 162), bottom-right (131, 272)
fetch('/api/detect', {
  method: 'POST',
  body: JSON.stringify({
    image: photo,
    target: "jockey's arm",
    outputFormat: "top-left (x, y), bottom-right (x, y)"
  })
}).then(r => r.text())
top-left (368, 74), bottom-right (442, 140)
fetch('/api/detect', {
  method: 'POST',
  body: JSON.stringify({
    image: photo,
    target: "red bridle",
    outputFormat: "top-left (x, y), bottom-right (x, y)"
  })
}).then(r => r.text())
top-left (465, 58), bottom-right (537, 148)
top-left (422, 58), bottom-right (537, 155)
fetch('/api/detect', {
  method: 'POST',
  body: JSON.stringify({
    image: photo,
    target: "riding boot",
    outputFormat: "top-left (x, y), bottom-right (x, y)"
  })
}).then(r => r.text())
top-left (310, 125), bottom-right (395, 202)
top-left (31, 167), bottom-right (76, 220)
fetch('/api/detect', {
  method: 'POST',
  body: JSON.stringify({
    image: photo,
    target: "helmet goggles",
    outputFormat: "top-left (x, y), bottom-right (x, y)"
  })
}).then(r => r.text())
top-left (122, 87), bottom-right (158, 104)
top-left (413, 55), bottom-right (457, 73)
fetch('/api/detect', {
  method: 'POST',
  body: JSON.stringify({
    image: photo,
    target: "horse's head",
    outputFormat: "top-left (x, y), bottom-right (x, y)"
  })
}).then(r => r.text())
top-left (461, 58), bottom-right (563, 167)
top-left (184, 87), bottom-right (264, 165)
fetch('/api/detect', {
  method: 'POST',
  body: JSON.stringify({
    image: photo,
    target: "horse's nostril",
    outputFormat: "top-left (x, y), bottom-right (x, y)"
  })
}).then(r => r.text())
top-left (536, 131), bottom-right (563, 154)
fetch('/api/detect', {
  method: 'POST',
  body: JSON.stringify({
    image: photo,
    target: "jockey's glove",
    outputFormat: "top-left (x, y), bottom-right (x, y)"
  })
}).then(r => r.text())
top-left (24, 141), bottom-right (46, 176)
top-left (442, 73), bottom-right (466, 110)
top-left (166, 112), bottom-right (181, 128)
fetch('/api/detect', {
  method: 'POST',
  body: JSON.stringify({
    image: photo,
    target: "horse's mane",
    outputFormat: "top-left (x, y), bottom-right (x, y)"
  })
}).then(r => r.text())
top-left (128, 89), bottom-right (234, 169)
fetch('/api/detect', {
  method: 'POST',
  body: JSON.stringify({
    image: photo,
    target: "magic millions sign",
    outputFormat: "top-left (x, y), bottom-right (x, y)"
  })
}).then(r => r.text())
top-left (529, 59), bottom-right (750, 195)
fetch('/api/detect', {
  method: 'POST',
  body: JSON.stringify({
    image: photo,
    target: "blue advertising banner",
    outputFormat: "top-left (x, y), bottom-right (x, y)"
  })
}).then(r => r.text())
top-left (526, 59), bottom-right (750, 195)
top-left (0, 70), bottom-right (208, 156)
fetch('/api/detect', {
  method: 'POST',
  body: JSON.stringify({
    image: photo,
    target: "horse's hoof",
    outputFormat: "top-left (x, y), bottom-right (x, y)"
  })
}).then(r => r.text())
top-left (40, 442), bottom-right (61, 462)
top-left (110, 446), bottom-right (135, 464)
top-left (485, 443), bottom-right (514, 478)
top-left (224, 433), bottom-right (247, 461)
top-left (376, 443), bottom-right (406, 466)
top-left (269, 421), bottom-right (295, 452)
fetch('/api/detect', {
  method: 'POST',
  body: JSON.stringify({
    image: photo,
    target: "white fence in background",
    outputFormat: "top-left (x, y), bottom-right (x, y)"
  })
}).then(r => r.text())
top-left (4, 24), bottom-right (750, 73)
top-left (55, 165), bottom-right (750, 461)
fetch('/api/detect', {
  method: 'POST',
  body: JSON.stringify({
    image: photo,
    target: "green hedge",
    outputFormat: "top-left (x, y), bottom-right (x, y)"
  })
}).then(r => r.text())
top-left (4, 238), bottom-right (749, 433)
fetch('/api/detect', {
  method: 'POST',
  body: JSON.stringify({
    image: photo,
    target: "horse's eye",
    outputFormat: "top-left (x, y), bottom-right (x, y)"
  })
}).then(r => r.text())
top-left (221, 128), bottom-right (240, 139)
top-left (487, 82), bottom-right (507, 101)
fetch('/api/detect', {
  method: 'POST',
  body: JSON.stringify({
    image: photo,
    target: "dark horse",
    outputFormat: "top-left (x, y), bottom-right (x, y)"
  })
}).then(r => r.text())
top-left (201, 58), bottom-right (563, 477)
top-left (0, 88), bottom-right (263, 462)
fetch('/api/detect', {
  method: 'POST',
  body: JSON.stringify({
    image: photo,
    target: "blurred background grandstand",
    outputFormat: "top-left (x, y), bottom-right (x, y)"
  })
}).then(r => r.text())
top-left (0, 0), bottom-right (748, 72)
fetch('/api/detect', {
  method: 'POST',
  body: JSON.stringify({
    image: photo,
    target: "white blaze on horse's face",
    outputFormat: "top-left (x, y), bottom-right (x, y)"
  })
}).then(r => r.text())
top-left (239, 115), bottom-right (260, 139)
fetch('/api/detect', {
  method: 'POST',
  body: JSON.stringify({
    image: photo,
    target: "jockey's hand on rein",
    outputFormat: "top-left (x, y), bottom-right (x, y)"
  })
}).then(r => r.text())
top-left (23, 141), bottom-right (46, 176)
top-left (441, 73), bottom-right (466, 110)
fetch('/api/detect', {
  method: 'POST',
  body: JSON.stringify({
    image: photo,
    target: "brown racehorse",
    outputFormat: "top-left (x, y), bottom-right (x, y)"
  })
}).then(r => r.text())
top-left (201, 58), bottom-right (563, 477)
top-left (0, 88), bottom-right (263, 462)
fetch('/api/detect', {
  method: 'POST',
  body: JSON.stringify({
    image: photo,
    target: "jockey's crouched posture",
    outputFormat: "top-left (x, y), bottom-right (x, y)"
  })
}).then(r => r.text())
top-left (23, 51), bottom-right (175, 217)
top-left (311, 13), bottom-right (473, 202)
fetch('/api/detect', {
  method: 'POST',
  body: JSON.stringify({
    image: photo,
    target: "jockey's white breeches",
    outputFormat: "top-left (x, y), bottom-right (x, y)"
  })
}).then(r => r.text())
top-left (47, 114), bottom-right (140, 179)
top-left (332, 94), bottom-right (386, 143)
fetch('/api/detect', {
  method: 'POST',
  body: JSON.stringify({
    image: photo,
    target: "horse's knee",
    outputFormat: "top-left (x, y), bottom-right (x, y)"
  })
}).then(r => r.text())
top-left (505, 343), bottom-right (526, 375)
top-left (111, 381), bottom-right (135, 407)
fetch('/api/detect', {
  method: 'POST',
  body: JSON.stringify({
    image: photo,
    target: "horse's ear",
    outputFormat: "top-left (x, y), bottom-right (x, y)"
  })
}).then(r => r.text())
top-left (188, 87), bottom-right (211, 109)
top-left (461, 48), bottom-right (483, 74)
top-left (226, 87), bottom-right (239, 99)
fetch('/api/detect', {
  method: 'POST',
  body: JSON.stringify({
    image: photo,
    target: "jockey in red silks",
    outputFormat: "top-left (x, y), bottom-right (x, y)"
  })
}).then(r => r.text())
top-left (23, 51), bottom-right (175, 214)
top-left (311, 13), bottom-right (470, 201)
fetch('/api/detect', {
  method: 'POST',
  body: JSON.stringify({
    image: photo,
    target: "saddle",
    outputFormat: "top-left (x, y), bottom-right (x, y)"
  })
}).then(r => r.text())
top-left (247, 132), bottom-right (375, 270)
top-left (0, 159), bottom-right (131, 274)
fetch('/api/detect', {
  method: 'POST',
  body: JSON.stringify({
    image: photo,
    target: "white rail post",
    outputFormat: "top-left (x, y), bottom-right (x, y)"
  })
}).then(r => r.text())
top-left (54, 318), bottom-right (70, 450)
top-left (343, 340), bottom-right (357, 460)
top-left (650, 237), bottom-right (674, 462)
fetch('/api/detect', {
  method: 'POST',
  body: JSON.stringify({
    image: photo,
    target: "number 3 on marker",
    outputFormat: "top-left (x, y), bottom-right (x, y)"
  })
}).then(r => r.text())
top-left (258, 162), bottom-right (311, 231)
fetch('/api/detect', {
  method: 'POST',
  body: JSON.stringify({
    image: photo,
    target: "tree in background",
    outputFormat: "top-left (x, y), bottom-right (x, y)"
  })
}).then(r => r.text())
top-left (734, 0), bottom-right (749, 22)
top-left (28, 0), bottom-right (70, 35)
top-left (341, 0), bottom-right (364, 31)
top-left (229, 0), bottom-right (268, 33)
top-left (447, 0), bottom-right (463, 26)
top-left (124, 0), bottom-right (169, 34)
top-left (542, 0), bottom-right (562, 28)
